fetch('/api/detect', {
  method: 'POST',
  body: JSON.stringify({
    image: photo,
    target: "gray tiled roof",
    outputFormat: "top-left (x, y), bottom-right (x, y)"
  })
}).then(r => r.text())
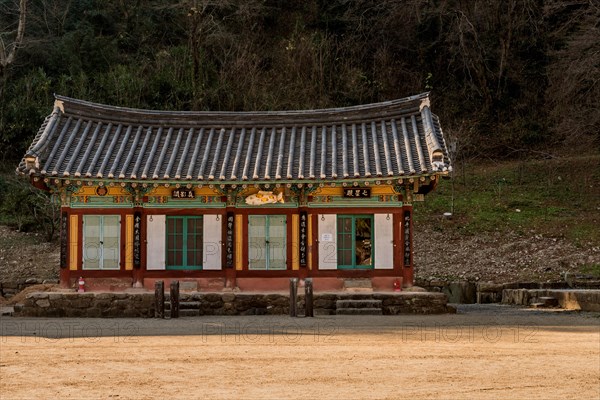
top-left (18, 93), bottom-right (451, 183)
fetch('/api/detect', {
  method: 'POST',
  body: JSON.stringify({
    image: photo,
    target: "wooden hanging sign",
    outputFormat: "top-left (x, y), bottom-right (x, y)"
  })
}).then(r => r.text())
top-left (133, 212), bottom-right (142, 268)
top-left (299, 211), bottom-right (308, 267)
top-left (343, 188), bottom-right (371, 198)
top-left (225, 212), bottom-right (235, 268)
top-left (171, 188), bottom-right (195, 199)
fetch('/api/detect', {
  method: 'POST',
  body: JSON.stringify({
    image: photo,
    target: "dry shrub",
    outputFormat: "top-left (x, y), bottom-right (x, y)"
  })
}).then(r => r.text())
top-left (6, 283), bottom-right (62, 305)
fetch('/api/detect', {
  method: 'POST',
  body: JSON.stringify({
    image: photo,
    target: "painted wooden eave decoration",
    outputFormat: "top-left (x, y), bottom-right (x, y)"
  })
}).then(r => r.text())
top-left (17, 93), bottom-right (452, 185)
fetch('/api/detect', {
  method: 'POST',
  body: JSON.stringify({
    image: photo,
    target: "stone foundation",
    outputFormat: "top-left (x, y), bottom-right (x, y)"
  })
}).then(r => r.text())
top-left (14, 291), bottom-right (449, 317)
top-left (14, 292), bottom-right (155, 318)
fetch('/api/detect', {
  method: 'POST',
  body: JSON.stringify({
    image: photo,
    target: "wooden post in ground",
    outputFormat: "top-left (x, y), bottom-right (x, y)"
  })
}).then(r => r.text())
top-left (155, 280), bottom-right (165, 318)
top-left (304, 278), bottom-right (313, 317)
top-left (289, 278), bottom-right (298, 317)
top-left (170, 280), bottom-right (179, 318)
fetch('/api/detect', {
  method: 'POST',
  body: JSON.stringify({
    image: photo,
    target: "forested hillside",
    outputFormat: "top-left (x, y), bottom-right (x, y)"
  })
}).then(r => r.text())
top-left (0, 1), bottom-right (599, 284)
top-left (1, 0), bottom-right (598, 162)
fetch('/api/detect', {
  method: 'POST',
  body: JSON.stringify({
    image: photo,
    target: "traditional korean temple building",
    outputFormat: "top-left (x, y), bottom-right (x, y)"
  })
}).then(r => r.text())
top-left (17, 93), bottom-right (451, 292)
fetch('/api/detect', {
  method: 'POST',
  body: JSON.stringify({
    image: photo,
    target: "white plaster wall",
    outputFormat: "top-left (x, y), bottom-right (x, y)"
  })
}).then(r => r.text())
top-left (374, 214), bottom-right (394, 269)
top-left (203, 214), bottom-right (222, 270)
top-left (146, 215), bottom-right (166, 270)
top-left (318, 214), bottom-right (337, 270)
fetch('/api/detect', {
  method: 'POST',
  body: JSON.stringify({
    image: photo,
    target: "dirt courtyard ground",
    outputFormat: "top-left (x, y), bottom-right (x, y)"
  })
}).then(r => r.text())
top-left (1, 305), bottom-right (599, 400)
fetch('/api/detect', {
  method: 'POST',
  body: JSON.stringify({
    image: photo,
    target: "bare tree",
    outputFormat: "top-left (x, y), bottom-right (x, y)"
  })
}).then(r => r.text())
top-left (545, 0), bottom-right (600, 149)
top-left (0, 0), bottom-right (27, 97)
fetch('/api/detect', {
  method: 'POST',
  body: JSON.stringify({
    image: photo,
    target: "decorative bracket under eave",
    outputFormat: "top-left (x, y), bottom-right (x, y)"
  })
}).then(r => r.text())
top-left (122, 183), bottom-right (153, 206)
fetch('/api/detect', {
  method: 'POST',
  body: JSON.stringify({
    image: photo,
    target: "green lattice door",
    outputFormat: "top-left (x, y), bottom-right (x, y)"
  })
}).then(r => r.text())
top-left (337, 215), bottom-right (373, 269)
top-left (83, 215), bottom-right (120, 270)
top-left (166, 216), bottom-right (203, 270)
top-left (248, 215), bottom-right (287, 270)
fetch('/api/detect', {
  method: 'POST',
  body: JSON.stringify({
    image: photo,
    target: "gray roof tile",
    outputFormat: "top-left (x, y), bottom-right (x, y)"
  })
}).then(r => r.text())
top-left (18, 93), bottom-right (452, 183)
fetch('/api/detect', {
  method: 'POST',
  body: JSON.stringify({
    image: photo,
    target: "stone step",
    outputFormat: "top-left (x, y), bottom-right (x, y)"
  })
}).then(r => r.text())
top-left (344, 288), bottom-right (374, 293)
top-left (179, 309), bottom-right (200, 317)
top-left (164, 301), bottom-right (201, 310)
top-left (343, 279), bottom-right (373, 289)
top-left (336, 307), bottom-right (383, 315)
top-left (179, 281), bottom-right (198, 291)
top-left (0, 306), bottom-right (14, 316)
top-left (343, 279), bottom-right (373, 293)
top-left (336, 299), bottom-right (382, 309)
top-left (530, 302), bottom-right (546, 308)
top-left (529, 296), bottom-right (559, 309)
top-left (538, 296), bottom-right (559, 307)
top-left (164, 308), bottom-right (201, 317)
top-left (180, 301), bottom-right (202, 309)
